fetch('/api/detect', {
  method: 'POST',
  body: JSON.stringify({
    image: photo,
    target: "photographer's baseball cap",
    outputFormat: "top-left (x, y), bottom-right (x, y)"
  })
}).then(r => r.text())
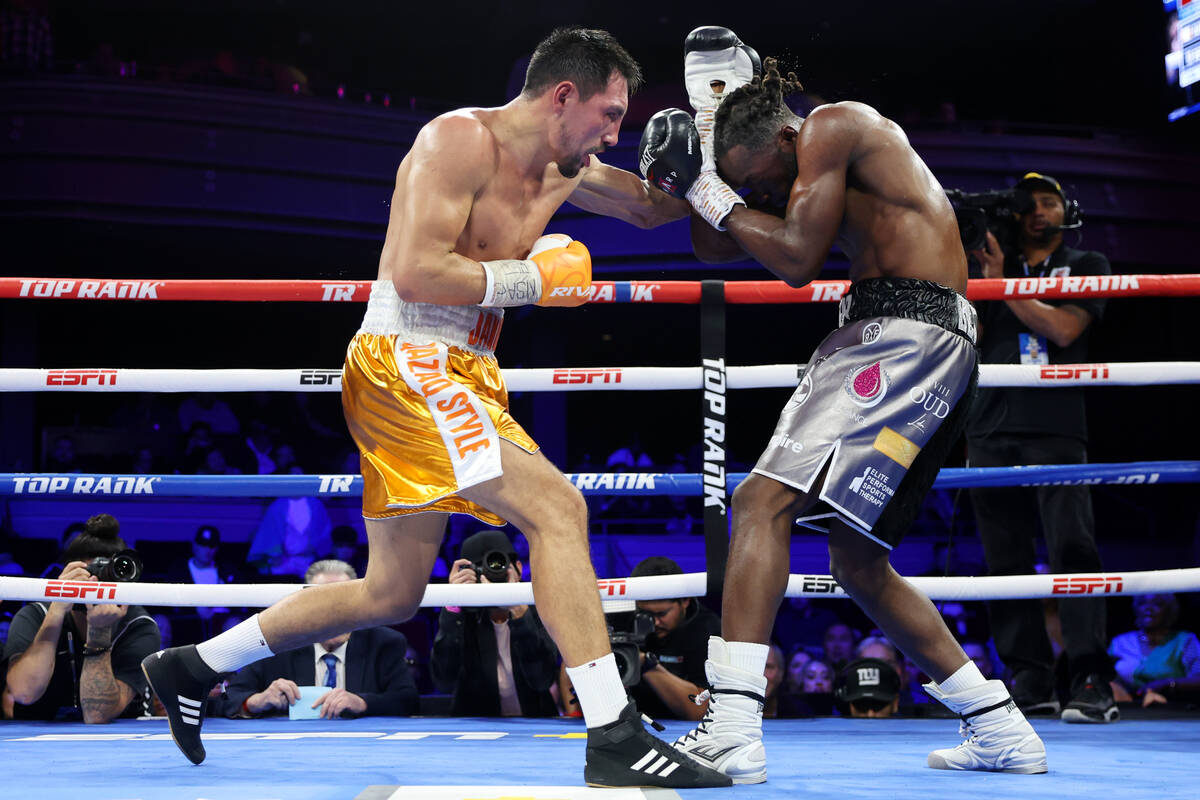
top-left (836, 657), bottom-right (900, 705)
top-left (194, 525), bottom-right (220, 547)
top-left (1016, 172), bottom-right (1066, 201)
top-left (460, 529), bottom-right (516, 564)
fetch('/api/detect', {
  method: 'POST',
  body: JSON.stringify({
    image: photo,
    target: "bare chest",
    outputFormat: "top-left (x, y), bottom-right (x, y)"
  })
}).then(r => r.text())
top-left (456, 171), bottom-right (575, 261)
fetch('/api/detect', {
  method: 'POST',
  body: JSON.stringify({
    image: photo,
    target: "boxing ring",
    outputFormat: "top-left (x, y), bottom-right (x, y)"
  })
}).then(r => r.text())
top-left (2, 274), bottom-right (1200, 799)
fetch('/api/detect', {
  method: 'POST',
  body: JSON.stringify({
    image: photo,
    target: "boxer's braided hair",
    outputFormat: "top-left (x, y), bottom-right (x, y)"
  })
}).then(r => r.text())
top-left (714, 57), bottom-right (804, 162)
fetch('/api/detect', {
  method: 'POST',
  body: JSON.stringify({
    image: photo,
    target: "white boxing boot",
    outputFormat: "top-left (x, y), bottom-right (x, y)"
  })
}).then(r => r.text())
top-left (671, 636), bottom-right (768, 784)
top-left (925, 678), bottom-right (1048, 774)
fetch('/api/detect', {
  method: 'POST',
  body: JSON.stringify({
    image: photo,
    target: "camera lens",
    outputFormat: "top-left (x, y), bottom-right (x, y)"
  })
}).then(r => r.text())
top-left (109, 550), bottom-right (143, 582)
top-left (484, 551), bottom-right (508, 571)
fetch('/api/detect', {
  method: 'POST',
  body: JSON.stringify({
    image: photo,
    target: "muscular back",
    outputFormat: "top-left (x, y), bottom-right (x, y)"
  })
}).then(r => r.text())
top-left (814, 103), bottom-right (966, 292)
top-left (376, 109), bottom-right (582, 300)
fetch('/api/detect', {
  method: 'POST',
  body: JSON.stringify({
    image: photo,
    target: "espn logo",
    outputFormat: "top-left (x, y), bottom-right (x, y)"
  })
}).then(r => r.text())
top-left (552, 368), bottom-right (622, 385)
top-left (799, 575), bottom-right (843, 594)
top-left (45, 581), bottom-right (118, 600)
top-left (597, 578), bottom-right (628, 597)
top-left (1039, 365), bottom-right (1110, 381)
top-left (1051, 576), bottom-right (1124, 595)
top-left (299, 370), bottom-right (341, 386)
top-left (46, 369), bottom-right (117, 386)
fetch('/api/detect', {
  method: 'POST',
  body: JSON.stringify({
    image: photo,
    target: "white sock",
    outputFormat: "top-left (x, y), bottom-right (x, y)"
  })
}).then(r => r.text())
top-left (938, 659), bottom-right (987, 695)
top-left (725, 641), bottom-right (770, 676)
top-left (566, 652), bottom-right (628, 728)
top-left (195, 613), bottom-right (275, 674)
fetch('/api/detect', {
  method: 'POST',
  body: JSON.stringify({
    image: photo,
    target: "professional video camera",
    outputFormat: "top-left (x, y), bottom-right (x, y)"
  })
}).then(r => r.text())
top-left (944, 186), bottom-right (1034, 253)
top-left (606, 609), bottom-right (656, 687)
top-left (84, 549), bottom-right (143, 582)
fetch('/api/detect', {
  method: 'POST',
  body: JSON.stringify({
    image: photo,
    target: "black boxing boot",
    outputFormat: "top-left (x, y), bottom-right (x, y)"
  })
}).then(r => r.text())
top-left (584, 700), bottom-right (732, 788)
top-left (142, 645), bottom-right (222, 765)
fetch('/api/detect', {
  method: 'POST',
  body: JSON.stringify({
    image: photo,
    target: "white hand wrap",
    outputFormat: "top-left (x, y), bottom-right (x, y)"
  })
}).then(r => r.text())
top-left (686, 171), bottom-right (745, 231)
top-left (693, 106), bottom-right (717, 172)
top-left (480, 259), bottom-right (541, 307)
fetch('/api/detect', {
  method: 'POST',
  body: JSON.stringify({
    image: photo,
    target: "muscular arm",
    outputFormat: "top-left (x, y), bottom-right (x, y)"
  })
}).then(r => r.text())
top-left (568, 156), bottom-right (690, 229)
top-left (384, 115), bottom-right (494, 305)
top-left (79, 651), bottom-right (136, 724)
top-left (720, 104), bottom-right (857, 286)
top-left (1002, 300), bottom-right (1093, 348)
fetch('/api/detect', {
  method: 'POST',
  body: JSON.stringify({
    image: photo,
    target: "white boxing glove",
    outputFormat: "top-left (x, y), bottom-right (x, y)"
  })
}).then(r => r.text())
top-left (684, 26), bottom-right (761, 113)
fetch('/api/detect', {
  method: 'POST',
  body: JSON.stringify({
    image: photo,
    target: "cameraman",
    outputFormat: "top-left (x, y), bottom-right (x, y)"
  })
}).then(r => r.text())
top-left (966, 172), bottom-right (1116, 724)
top-left (629, 557), bottom-right (721, 721)
top-left (430, 530), bottom-right (559, 716)
top-left (2, 514), bottom-right (159, 722)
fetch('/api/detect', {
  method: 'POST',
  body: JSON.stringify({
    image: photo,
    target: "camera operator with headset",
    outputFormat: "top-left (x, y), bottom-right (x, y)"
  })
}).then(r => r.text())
top-left (965, 172), bottom-right (1117, 724)
top-left (3, 513), bottom-right (159, 722)
top-left (626, 557), bottom-right (722, 722)
top-left (431, 529), bottom-right (559, 716)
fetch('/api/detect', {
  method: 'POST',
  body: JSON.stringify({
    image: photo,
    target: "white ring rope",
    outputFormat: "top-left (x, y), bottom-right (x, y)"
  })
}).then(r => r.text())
top-left (2, 362), bottom-right (1199, 392)
top-left (3, 568), bottom-right (1198, 609)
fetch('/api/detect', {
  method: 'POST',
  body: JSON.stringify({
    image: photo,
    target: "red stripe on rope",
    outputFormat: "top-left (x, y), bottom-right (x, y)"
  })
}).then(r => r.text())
top-left (3, 274), bottom-right (1198, 303)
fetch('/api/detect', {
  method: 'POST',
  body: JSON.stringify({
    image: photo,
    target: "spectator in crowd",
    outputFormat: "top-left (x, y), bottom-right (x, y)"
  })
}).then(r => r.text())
top-left (248, 496), bottom-right (332, 578)
top-left (857, 635), bottom-right (930, 712)
top-left (177, 394), bottom-right (240, 436)
top-left (763, 642), bottom-right (785, 718)
top-left (196, 447), bottom-right (242, 475)
top-left (328, 525), bottom-right (367, 579)
top-left (784, 646), bottom-right (811, 695)
top-left (1109, 593), bottom-right (1200, 708)
top-left (627, 556), bottom-right (722, 721)
top-left (431, 530), bottom-right (559, 717)
top-left (166, 525), bottom-right (236, 632)
top-left (0, 0), bottom-right (53, 74)
top-left (822, 622), bottom-right (860, 672)
top-left (3, 514), bottom-right (160, 721)
top-left (773, 597), bottom-right (840, 658)
top-left (218, 559), bottom-right (417, 719)
top-left (962, 640), bottom-right (997, 681)
top-left (790, 658), bottom-right (835, 716)
top-left (836, 657), bottom-right (902, 719)
top-left (181, 422), bottom-right (216, 472)
top-left (44, 434), bottom-right (80, 473)
top-left (967, 172), bottom-right (1116, 724)
top-left (0, 551), bottom-right (24, 576)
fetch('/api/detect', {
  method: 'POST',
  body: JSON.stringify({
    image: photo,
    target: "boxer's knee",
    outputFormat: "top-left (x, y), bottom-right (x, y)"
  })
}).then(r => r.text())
top-left (359, 574), bottom-right (424, 625)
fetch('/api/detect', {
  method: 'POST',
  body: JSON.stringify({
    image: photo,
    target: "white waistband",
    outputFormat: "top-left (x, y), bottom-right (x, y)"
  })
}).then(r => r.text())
top-left (357, 280), bottom-right (502, 355)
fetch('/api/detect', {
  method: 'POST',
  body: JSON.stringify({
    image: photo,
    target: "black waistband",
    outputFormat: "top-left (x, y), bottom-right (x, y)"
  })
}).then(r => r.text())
top-left (839, 278), bottom-right (977, 344)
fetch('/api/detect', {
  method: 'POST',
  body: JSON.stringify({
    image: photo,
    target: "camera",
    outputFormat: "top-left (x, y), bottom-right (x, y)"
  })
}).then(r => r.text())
top-left (85, 549), bottom-right (143, 582)
top-left (606, 610), bottom-right (655, 687)
top-left (945, 187), bottom-right (1033, 252)
top-left (472, 550), bottom-right (513, 584)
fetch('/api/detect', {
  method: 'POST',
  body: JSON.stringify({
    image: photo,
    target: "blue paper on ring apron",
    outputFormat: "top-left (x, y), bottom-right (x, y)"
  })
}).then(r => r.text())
top-left (288, 686), bottom-right (332, 720)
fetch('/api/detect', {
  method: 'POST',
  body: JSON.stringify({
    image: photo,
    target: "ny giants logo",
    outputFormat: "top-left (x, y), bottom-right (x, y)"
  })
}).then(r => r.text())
top-left (597, 578), bottom-right (628, 597)
top-left (45, 581), bottom-right (119, 600)
top-left (46, 370), bottom-right (118, 386)
top-left (1051, 576), bottom-right (1124, 595)
top-left (1039, 365), bottom-right (1110, 381)
top-left (552, 368), bottom-right (623, 385)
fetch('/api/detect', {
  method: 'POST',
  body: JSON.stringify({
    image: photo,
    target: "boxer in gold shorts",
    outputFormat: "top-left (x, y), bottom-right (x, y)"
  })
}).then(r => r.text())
top-left (143, 27), bottom-right (729, 789)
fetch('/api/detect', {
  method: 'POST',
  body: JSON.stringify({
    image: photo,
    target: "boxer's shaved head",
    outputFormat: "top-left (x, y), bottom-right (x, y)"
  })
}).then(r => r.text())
top-left (714, 57), bottom-right (804, 161)
top-left (522, 26), bottom-right (643, 101)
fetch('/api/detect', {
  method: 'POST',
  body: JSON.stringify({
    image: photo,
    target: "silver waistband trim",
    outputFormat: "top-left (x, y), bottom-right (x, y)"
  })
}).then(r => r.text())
top-left (357, 280), bottom-right (502, 355)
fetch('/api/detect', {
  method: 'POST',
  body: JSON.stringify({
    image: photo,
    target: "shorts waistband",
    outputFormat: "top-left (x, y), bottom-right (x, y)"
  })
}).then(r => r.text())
top-left (357, 280), bottom-right (502, 355)
top-left (838, 277), bottom-right (977, 345)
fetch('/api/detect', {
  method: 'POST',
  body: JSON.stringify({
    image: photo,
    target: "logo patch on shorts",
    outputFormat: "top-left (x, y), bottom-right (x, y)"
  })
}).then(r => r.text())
top-left (844, 362), bottom-right (889, 407)
top-left (787, 372), bottom-right (814, 410)
top-left (873, 426), bottom-right (920, 468)
top-left (861, 322), bottom-right (883, 345)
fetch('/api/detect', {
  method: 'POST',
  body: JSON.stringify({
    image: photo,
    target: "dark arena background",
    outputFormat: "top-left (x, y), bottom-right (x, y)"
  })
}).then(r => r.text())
top-left (1, 2), bottom-right (1199, 799)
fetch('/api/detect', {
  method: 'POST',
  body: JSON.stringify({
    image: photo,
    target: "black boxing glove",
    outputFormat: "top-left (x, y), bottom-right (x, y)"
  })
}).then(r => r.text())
top-left (638, 108), bottom-right (702, 199)
top-left (684, 26), bottom-right (762, 112)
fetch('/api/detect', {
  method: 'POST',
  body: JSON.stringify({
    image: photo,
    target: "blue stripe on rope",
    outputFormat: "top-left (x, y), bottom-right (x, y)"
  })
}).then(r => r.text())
top-left (1, 461), bottom-right (1196, 497)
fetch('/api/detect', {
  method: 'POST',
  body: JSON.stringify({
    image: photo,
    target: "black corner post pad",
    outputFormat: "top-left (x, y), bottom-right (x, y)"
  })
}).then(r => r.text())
top-left (700, 280), bottom-right (728, 601)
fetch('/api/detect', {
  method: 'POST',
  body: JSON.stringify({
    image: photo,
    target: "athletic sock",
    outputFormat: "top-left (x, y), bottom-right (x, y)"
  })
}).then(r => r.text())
top-left (938, 658), bottom-right (988, 695)
top-left (566, 652), bottom-right (628, 728)
top-left (195, 613), bottom-right (275, 674)
top-left (724, 640), bottom-right (769, 675)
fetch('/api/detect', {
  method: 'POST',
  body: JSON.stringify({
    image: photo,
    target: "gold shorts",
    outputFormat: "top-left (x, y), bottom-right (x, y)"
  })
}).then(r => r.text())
top-left (341, 333), bottom-right (537, 524)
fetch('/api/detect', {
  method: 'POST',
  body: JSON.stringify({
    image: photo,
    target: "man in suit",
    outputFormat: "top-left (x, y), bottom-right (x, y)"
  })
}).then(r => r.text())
top-left (218, 559), bottom-right (418, 719)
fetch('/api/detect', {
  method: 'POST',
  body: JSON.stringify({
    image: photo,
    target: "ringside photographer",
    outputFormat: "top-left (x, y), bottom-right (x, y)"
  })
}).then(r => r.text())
top-left (626, 557), bottom-right (722, 722)
top-left (430, 530), bottom-right (559, 717)
top-left (2, 514), bottom-right (160, 722)
top-left (963, 172), bottom-right (1117, 724)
